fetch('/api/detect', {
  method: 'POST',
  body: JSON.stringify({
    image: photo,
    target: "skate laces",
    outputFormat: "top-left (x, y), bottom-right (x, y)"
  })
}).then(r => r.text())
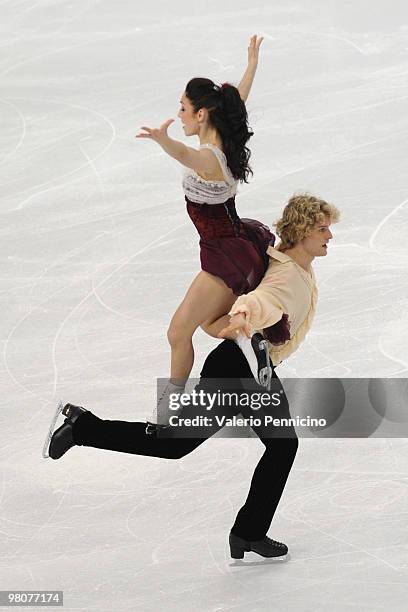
top-left (265, 536), bottom-right (286, 548)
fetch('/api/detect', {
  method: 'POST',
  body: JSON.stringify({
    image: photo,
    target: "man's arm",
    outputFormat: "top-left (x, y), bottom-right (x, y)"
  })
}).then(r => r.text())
top-left (218, 266), bottom-right (289, 338)
top-left (229, 288), bottom-right (284, 330)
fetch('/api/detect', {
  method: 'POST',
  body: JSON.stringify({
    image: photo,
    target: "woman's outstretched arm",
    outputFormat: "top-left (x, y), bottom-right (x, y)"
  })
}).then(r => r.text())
top-left (237, 34), bottom-right (264, 102)
top-left (135, 119), bottom-right (219, 173)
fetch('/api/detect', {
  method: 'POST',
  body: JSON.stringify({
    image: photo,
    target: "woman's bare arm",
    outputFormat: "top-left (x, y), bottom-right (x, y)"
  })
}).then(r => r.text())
top-left (237, 34), bottom-right (264, 102)
top-left (135, 119), bottom-right (219, 173)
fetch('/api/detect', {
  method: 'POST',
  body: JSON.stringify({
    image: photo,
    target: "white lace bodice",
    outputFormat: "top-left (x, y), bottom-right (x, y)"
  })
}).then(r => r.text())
top-left (182, 143), bottom-right (238, 204)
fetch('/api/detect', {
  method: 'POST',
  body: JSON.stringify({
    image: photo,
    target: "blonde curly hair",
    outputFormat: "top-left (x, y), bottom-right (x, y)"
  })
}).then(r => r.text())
top-left (275, 192), bottom-right (340, 251)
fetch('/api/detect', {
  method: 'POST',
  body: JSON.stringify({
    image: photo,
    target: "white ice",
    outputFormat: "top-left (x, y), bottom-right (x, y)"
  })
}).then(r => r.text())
top-left (1, 0), bottom-right (408, 610)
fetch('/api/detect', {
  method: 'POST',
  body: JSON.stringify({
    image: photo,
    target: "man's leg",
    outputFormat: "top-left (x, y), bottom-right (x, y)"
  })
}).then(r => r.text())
top-left (69, 340), bottom-right (251, 460)
top-left (230, 436), bottom-right (298, 541)
top-left (72, 414), bottom-right (201, 459)
top-left (230, 368), bottom-right (299, 541)
top-left (49, 339), bottom-right (299, 556)
top-left (71, 340), bottom-right (299, 534)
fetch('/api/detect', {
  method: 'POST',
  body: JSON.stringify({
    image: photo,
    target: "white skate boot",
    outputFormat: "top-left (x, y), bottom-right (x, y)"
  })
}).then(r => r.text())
top-left (235, 332), bottom-right (273, 390)
top-left (145, 381), bottom-right (185, 434)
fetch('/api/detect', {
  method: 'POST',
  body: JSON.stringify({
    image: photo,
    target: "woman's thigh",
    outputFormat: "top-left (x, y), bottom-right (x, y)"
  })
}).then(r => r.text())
top-left (170, 271), bottom-right (236, 336)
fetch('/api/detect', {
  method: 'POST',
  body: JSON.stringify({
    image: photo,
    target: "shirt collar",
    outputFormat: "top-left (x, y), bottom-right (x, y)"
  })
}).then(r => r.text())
top-left (267, 246), bottom-right (315, 283)
top-left (267, 246), bottom-right (294, 263)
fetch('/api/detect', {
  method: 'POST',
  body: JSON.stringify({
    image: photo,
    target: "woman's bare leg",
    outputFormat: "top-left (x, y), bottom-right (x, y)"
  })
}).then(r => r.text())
top-left (168, 271), bottom-right (235, 382)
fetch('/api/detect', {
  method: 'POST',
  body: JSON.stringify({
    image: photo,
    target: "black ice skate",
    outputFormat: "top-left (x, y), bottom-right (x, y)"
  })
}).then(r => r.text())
top-left (43, 402), bottom-right (87, 460)
top-left (229, 532), bottom-right (288, 559)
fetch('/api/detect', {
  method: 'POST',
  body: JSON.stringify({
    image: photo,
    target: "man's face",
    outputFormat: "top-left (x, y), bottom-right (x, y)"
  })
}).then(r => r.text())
top-left (301, 216), bottom-right (333, 257)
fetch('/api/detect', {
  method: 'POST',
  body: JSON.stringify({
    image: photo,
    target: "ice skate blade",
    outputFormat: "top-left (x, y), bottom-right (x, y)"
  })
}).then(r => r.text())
top-left (42, 400), bottom-right (64, 459)
top-left (230, 553), bottom-right (289, 566)
top-left (253, 335), bottom-right (272, 390)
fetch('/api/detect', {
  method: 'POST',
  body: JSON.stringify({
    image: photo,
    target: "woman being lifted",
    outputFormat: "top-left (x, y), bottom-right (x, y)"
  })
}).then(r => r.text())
top-left (136, 35), bottom-right (274, 432)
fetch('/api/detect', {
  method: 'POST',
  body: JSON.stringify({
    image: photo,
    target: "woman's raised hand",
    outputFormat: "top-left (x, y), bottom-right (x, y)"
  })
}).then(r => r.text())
top-left (135, 118), bottom-right (175, 143)
top-left (247, 34), bottom-right (264, 64)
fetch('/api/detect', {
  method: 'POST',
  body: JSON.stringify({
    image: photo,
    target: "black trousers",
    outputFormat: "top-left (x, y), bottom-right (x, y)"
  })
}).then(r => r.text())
top-left (72, 340), bottom-right (298, 541)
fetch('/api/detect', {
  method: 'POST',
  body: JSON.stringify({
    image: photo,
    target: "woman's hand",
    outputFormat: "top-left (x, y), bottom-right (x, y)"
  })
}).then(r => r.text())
top-left (218, 313), bottom-right (252, 339)
top-left (247, 34), bottom-right (264, 65)
top-left (135, 118), bottom-right (175, 144)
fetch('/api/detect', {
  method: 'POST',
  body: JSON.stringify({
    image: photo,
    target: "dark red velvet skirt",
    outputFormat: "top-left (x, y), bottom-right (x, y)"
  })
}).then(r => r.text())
top-left (186, 196), bottom-right (275, 296)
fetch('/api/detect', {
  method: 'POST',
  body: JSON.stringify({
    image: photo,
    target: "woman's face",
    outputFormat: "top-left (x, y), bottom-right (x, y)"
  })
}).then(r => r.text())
top-left (178, 93), bottom-right (200, 136)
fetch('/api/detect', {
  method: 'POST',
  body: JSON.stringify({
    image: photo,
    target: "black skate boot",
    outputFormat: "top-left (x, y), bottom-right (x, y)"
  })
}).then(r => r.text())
top-left (229, 532), bottom-right (288, 559)
top-left (47, 403), bottom-right (88, 460)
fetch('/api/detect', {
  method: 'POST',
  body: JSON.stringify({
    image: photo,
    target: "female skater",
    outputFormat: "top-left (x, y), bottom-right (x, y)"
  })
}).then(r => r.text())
top-left (136, 35), bottom-right (275, 430)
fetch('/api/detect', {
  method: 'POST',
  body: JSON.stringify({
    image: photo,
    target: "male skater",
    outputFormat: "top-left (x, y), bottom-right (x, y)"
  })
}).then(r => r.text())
top-left (44, 193), bottom-right (340, 560)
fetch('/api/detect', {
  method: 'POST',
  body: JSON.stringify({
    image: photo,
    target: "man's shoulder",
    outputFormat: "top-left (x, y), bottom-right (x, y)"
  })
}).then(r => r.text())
top-left (267, 246), bottom-right (316, 283)
top-left (266, 246), bottom-right (293, 264)
top-left (265, 247), bottom-right (297, 277)
top-left (262, 255), bottom-right (298, 287)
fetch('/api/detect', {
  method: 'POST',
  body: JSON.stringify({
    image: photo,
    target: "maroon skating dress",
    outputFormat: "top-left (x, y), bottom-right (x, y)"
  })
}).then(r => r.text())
top-left (183, 143), bottom-right (275, 296)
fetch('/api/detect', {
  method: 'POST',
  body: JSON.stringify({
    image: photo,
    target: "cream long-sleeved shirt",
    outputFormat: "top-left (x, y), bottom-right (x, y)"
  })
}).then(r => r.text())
top-left (228, 246), bottom-right (318, 365)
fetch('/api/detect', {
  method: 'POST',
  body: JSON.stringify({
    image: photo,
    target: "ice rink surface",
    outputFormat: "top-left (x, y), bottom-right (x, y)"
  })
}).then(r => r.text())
top-left (1, 0), bottom-right (408, 610)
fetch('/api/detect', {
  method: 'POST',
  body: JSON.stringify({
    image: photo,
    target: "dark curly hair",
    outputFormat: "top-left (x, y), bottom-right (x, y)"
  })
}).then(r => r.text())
top-left (185, 77), bottom-right (253, 183)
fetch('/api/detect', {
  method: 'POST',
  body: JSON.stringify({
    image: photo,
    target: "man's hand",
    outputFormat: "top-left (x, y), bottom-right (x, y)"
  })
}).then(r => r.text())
top-left (218, 312), bottom-right (252, 339)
